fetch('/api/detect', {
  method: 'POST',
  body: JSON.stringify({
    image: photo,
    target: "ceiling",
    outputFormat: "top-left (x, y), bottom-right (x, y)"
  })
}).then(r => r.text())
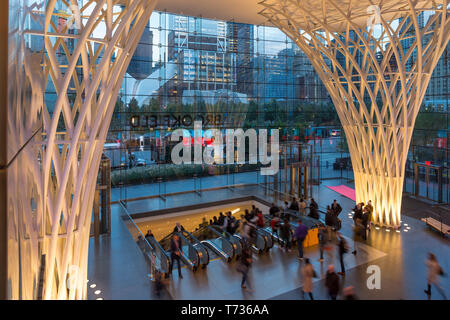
top-left (154, 0), bottom-right (268, 25)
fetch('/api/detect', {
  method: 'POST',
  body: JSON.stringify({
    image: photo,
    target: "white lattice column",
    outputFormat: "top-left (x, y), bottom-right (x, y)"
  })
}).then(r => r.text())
top-left (260, 0), bottom-right (450, 227)
top-left (8, 0), bottom-right (157, 299)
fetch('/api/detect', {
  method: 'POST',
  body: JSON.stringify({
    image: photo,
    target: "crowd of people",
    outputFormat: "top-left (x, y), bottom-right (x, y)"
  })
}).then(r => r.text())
top-left (144, 197), bottom-right (447, 301)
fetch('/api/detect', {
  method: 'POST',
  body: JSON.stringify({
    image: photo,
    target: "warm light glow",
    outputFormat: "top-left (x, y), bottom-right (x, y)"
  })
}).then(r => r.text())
top-left (231, 208), bottom-right (240, 215)
top-left (94, 290), bottom-right (101, 295)
top-left (259, 0), bottom-right (449, 228)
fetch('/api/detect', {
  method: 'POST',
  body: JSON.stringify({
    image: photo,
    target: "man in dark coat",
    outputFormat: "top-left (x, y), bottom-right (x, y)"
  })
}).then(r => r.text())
top-left (269, 203), bottom-right (280, 216)
top-left (325, 265), bottom-right (340, 300)
top-left (289, 198), bottom-right (299, 211)
top-left (331, 199), bottom-right (342, 216)
top-left (173, 222), bottom-right (185, 233)
top-left (168, 234), bottom-right (183, 278)
top-left (308, 198), bottom-right (319, 219)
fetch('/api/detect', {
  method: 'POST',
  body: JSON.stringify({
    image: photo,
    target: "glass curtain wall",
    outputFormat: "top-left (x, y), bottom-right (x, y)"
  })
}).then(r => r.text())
top-left (106, 11), bottom-right (449, 206)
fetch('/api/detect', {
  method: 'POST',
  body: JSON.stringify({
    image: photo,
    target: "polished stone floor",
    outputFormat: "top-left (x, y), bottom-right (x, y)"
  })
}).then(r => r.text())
top-left (88, 179), bottom-right (449, 300)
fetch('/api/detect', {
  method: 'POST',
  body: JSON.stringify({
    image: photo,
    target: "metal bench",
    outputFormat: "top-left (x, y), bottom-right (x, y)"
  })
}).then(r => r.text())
top-left (421, 217), bottom-right (449, 236)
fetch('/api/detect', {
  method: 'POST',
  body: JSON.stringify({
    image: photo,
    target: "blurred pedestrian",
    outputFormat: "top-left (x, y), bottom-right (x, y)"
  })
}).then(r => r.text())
top-left (424, 252), bottom-right (447, 300)
top-left (325, 265), bottom-right (340, 300)
top-left (293, 220), bottom-right (309, 260)
top-left (337, 232), bottom-right (349, 276)
top-left (343, 286), bottom-right (358, 300)
top-left (365, 200), bottom-right (374, 231)
top-left (168, 234), bottom-right (183, 279)
top-left (237, 246), bottom-right (253, 292)
top-left (318, 224), bottom-right (328, 262)
top-left (299, 198), bottom-right (307, 215)
top-left (301, 258), bottom-right (316, 300)
top-left (280, 218), bottom-right (291, 252)
top-left (271, 213), bottom-right (281, 242)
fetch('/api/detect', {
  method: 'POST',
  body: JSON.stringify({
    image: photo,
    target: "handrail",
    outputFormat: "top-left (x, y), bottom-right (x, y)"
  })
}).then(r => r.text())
top-left (233, 220), bottom-right (268, 253)
top-left (159, 231), bottom-right (199, 271)
top-left (199, 225), bottom-right (236, 260)
top-left (181, 230), bottom-right (210, 268)
top-left (208, 225), bottom-right (239, 259)
top-left (119, 201), bottom-right (159, 278)
top-left (145, 236), bottom-right (171, 274)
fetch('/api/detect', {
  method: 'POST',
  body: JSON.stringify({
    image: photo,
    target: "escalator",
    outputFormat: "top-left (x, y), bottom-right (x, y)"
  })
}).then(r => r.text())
top-left (143, 236), bottom-right (171, 277)
top-left (263, 216), bottom-right (294, 247)
top-left (191, 225), bottom-right (240, 263)
top-left (181, 229), bottom-right (210, 269)
top-left (159, 231), bottom-right (203, 272)
top-left (232, 220), bottom-right (273, 254)
top-left (264, 210), bottom-right (325, 247)
top-left (283, 209), bottom-right (325, 228)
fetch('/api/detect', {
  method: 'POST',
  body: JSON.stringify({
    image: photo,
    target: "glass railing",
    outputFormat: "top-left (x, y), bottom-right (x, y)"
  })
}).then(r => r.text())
top-left (119, 201), bottom-right (165, 278)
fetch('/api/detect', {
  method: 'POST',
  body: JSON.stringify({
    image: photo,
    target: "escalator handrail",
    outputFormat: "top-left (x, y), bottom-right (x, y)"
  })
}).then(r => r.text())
top-left (204, 225), bottom-right (236, 259)
top-left (256, 228), bottom-right (272, 249)
top-left (146, 236), bottom-right (171, 273)
top-left (174, 231), bottom-right (200, 270)
top-left (181, 230), bottom-right (210, 267)
top-left (200, 239), bottom-right (231, 262)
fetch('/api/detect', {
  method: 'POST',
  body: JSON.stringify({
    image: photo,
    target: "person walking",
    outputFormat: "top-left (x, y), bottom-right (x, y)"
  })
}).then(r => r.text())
top-left (351, 203), bottom-right (364, 255)
top-left (301, 258), bottom-right (316, 300)
top-left (325, 205), bottom-right (337, 242)
top-left (168, 234), bottom-right (183, 279)
top-left (293, 220), bottom-right (309, 260)
top-left (424, 252), bottom-right (447, 300)
top-left (290, 198), bottom-right (299, 211)
top-left (361, 208), bottom-right (369, 241)
top-left (331, 199), bottom-right (342, 217)
top-left (318, 224), bottom-right (328, 262)
top-left (299, 198), bottom-right (307, 215)
top-left (269, 203), bottom-right (279, 216)
top-left (325, 265), bottom-right (340, 300)
top-left (271, 213), bottom-right (281, 243)
top-left (365, 200), bottom-right (374, 231)
top-left (280, 218), bottom-right (292, 252)
top-left (308, 198), bottom-right (319, 219)
top-left (337, 232), bottom-right (349, 276)
top-left (238, 246), bottom-right (253, 292)
top-left (256, 209), bottom-right (265, 228)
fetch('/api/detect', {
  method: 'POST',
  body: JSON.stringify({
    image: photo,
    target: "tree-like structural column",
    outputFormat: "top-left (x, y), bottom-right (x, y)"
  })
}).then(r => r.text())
top-left (8, 0), bottom-right (157, 299)
top-left (260, 0), bottom-right (449, 227)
